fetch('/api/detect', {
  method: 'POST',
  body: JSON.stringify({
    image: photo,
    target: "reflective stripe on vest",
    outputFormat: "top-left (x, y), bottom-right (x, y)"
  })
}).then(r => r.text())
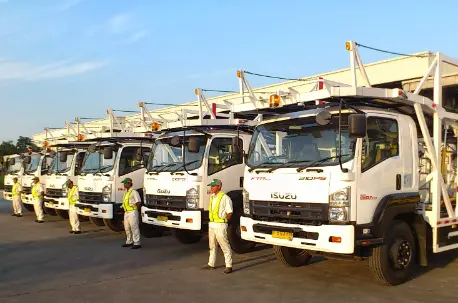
top-left (68, 185), bottom-right (78, 205)
top-left (12, 183), bottom-right (20, 197)
top-left (209, 191), bottom-right (227, 223)
top-left (122, 188), bottom-right (136, 211)
top-left (32, 183), bottom-right (41, 199)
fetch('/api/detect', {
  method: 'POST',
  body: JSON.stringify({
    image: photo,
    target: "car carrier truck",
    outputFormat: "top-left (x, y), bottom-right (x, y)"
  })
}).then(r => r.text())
top-left (2, 155), bottom-right (24, 201)
top-left (237, 41), bottom-right (458, 285)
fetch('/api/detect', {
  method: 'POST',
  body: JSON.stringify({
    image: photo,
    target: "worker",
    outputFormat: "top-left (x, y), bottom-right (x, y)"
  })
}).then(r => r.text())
top-left (66, 179), bottom-right (81, 234)
top-left (11, 177), bottom-right (23, 217)
top-left (202, 179), bottom-right (233, 274)
top-left (31, 176), bottom-right (44, 223)
top-left (121, 178), bottom-right (142, 249)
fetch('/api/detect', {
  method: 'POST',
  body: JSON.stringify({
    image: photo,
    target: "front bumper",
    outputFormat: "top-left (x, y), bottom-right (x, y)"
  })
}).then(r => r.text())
top-left (21, 194), bottom-right (34, 204)
top-left (240, 216), bottom-right (355, 254)
top-left (44, 197), bottom-right (69, 210)
top-left (75, 202), bottom-right (114, 219)
top-left (141, 206), bottom-right (201, 231)
top-left (3, 192), bottom-right (13, 201)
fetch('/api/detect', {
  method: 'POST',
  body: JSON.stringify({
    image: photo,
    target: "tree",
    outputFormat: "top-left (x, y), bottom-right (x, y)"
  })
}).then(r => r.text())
top-left (0, 141), bottom-right (18, 156)
top-left (16, 136), bottom-right (39, 153)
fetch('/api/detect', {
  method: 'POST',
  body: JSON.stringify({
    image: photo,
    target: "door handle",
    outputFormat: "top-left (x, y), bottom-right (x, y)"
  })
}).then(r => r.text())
top-left (396, 174), bottom-right (401, 190)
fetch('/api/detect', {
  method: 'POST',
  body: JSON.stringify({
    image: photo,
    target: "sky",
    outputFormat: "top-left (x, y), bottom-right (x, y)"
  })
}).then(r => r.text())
top-left (1, 0), bottom-right (457, 141)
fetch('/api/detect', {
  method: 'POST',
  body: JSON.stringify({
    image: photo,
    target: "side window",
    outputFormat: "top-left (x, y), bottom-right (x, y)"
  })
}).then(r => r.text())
top-left (208, 138), bottom-right (243, 176)
top-left (119, 147), bottom-right (151, 176)
top-left (361, 117), bottom-right (399, 172)
top-left (42, 156), bottom-right (52, 174)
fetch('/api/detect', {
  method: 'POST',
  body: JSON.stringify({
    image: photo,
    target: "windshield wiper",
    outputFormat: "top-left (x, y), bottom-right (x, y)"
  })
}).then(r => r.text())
top-left (148, 163), bottom-right (177, 173)
top-left (170, 160), bottom-right (199, 173)
top-left (296, 154), bottom-right (350, 172)
top-left (266, 160), bottom-right (312, 173)
top-left (248, 162), bottom-right (276, 172)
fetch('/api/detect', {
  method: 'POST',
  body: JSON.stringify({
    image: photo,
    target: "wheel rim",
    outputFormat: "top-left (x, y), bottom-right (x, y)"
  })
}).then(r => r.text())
top-left (390, 238), bottom-right (412, 270)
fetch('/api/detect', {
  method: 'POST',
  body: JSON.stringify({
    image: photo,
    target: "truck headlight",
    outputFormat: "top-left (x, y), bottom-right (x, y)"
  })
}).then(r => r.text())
top-left (186, 186), bottom-right (199, 209)
top-left (102, 185), bottom-right (111, 203)
top-left (62, 184), bottom-right (68, 196)
top-left (329, 187), bottom-right (350, 223)
top-left (242, 188), bottom-right (250, 215)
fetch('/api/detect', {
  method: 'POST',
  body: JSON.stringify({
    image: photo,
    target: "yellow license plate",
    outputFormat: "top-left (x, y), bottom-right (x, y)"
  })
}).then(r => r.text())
top-left (84, 208), bottom-right (91, 212)
top-left (48, 202), bottom-right (54, 205)
top-left (157, 216), bottom-right (168, 222)
top-left (21, 194), bottom-right (26, 198)
top-left (272, 231), bottom-right (293, 240)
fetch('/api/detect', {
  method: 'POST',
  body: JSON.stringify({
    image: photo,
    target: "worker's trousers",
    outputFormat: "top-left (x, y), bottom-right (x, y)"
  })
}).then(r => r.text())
top-left (124, 210), bottom-right (140, 245)
top-left (208, 224), bottom-right (233, 268)
top-left (12, 196), bottom-right (22, 215)
top-left (33, 198), bottom-right (44, 221)
top-left (69, 204), bottom-right (80, 231)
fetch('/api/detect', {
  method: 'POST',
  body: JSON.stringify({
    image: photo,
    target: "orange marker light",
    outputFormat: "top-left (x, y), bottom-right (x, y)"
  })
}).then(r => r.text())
top-left (241, 226), bottom-right (247, 232)
top-left (329, 236), bottom-right (342, 243)
top-left (345, 42), bottom-right (351, 51)
top-left (269, 94), bottom-right (281, 108)
top-left (186, 218), bottom-right (193, 223)
top-left (237, 70), bottom-right (242, 78)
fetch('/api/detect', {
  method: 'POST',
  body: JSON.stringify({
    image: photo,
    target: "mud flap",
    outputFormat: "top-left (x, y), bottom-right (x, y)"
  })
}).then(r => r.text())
top-left (412, 215), bottom-right (428, 267)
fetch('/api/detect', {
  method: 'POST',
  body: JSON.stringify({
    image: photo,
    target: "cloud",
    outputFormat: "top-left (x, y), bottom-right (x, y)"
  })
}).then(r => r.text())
top-left (0, 59), bottom-right (107, 82)
top-left (126, 30), bottom-right (148, 43)
top-left (56, 0), bottom-right (83, 11)
top-left (108, 13), bottom-right (131, 34)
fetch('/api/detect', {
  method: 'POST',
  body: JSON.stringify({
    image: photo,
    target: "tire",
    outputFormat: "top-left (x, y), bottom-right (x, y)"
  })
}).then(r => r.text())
top-left (44, 206), bottom-right (57, 216)
top-left (140, 223), bottom-right (165, 238)
top-left (273, 245), bottom-right (312, 267)
top-left (228, 212), bottom-right (256, 254)
top-left (369, 220), bottom-right (416, 286)
top-left (173, 229), bottom-right (202, 244)
top-left (89, 216), bottom-right (105, 226)
top-left (56, 209), bottom-right (69, 219)
top-left (23, 203), bottom-right (35, 212)
top-left (79, 215), bottom-right (89, 222)
top-left (103, 218), bottom-right (124, 232)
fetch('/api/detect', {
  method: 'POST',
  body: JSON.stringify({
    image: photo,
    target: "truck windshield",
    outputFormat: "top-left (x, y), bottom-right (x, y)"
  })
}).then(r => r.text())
top-left (6, 158), bottom-right (23, 174)
top-left (81, 150), bottom-right (117, 174)
top-left (247, 114), bottom-right (356, 168)
top-left (49, 151), bottom-right (76, 174)
top-left (148, 135), bottom-right (207, 172)
top-left (25, 155), bottom-right (42, 173)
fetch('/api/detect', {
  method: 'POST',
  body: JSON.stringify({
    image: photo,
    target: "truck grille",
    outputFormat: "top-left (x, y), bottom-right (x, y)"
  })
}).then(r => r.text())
top-left (79, 191), bottom-right (103, 204)
top-left (46, 188), bottom-right (64, 198)
top-left (250, 200), bottom-right (328, 225)
top-left (145, 194), bottom-right (187, 211)
top-left (4, 185), bottom-right (12, 192)
top-left (22, 187), bottom-right (32, 195)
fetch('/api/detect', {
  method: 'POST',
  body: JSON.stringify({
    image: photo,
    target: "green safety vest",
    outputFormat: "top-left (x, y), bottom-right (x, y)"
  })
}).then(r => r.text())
top-left (122, 188), bottom-right (137, 211)
top-left (12, 183), bottom-right (20, 197)
top-left (209, 191), bottom-right (227, 223)
top-left (32, 182), bottom-right (41, 199)
top-left (68, 185), bottom-right (78, 205)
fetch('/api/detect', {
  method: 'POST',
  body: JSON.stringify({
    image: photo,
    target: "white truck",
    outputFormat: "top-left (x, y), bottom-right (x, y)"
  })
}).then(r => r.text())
top-left (141, 91), bottom-right (259, 253)
top-left (44, 143), bottom-right (92, 219)
top-left (238, 41), bottom-right (458, 285)
top-left (75, 136), bottom-right (161, 235)
top-left (1, 154), bottom-right (24, 201)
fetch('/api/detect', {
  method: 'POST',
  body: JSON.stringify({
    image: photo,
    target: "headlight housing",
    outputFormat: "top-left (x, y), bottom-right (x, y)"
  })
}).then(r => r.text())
top-left (102, 185), bottom-right (112, 203)
top-left (186, 186), bottom-right (199, 209)
top-left (329, 187), bottom-right (350, 223)
top-left (62, 183), bottom-right (68, 196)
top-left (242, 188), bottom-right (250, 215)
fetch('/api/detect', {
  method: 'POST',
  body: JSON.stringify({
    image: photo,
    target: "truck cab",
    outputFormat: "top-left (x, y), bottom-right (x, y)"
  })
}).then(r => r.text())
top-left (76, 138), bottom-right (153, 232)
top-left (2, 155), bottom-right (24, 201)
top-left (141, 127), bottom-right (257, 253)
top-left (44, 143), bottom-right (89, 219)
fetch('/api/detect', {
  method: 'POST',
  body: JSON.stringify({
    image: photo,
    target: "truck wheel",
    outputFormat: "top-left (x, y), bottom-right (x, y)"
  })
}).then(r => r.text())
top-left (89, 217), bottom-right (105, 226)
top-left (23, 204), bottom-right (35, 212)
top-left (44, 206), bottom-right (57, 216)
top-left (56, 209), bottom-right (69, 219)
top-left (228, 212), bottom-right (256, 254)
top-left (273, 245), bottom-right (312, 267)
top-left (173, 229), bottom-right (202, 244)
top-left (103, 218), bottom-right (124, 232)
top-left (369, 220), bottom-right (416, 286)
top-left (140, 223), bottom-right (165, 238)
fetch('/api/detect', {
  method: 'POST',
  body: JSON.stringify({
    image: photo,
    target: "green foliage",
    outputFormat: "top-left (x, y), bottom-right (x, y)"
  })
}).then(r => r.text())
top-left (0, 136), bottom-right (39, 157)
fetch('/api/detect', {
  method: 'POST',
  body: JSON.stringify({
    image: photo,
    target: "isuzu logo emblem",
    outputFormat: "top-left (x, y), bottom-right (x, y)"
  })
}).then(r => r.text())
top-left (84, 187), bottom-right (93, 191)
top-left (157, 189), bottom-right (170, 194)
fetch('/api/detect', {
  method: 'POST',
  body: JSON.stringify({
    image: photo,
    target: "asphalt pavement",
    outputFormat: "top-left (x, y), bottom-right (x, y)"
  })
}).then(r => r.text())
top-left (0, 194), bottom-right (458, 303)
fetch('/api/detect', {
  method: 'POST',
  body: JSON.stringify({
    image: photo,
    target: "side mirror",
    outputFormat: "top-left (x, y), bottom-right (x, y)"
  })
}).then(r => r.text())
top-left (231, 137), bottom-right (243, 162)
top-left (316, 110), bottom-right (332, 126)
top-left (188, 137), bottom-right (200, 153)
top-left (170, 135), bottom-right (181, 147)
top-left (103, 147), bottom-right (113, 159)
top-left (9, 158), bottom-right (15, 165)
top-left (87, 143), bottom-right (97, 153)
top-left (136, 148), bottom-right (143, 161)
top-left (348, 114), bottom-right (367, 138)
top-left (49, 150), bottom-right (57, 158)
top-left (23, 156), bottom-right (31, 165)
top-left (60, 152), bottom-right (68, 162)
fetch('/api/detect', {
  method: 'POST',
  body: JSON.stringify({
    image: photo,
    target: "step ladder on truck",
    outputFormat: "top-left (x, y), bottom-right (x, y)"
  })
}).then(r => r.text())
top-left (1, 154), bottom-right (24, 201)
top-left (141, 89), bottom-right (264, 253)
top-left (75, 106), bottom-right (163, 236)
top-left (235, 41), bottom-right (458, 285)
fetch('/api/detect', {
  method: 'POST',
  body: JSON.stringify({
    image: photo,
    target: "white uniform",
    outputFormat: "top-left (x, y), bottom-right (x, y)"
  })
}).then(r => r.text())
top-left (32, 182), bottom-right (44, 221)
top-left (123, 189), bottom-right (141, 246)
top-left (208, 192), bottom-right (233, 268)
top-left (68, 186), bottom-right (80, 232)
top-left (12, 182), bottom-right (23, 215)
